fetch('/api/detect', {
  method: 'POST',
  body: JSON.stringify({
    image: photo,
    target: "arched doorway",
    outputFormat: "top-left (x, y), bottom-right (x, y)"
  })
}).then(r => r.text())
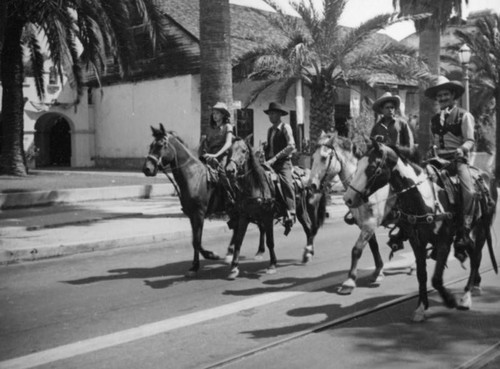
top-left (34, 114), bottom-right (72, 167)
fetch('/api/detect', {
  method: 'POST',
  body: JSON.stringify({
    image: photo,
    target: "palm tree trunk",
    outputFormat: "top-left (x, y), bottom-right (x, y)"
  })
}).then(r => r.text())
top-left (0, 18), bottom-right (27, 176)
top-left (199, 0), bottom-right (233, 135)
top-left (417, 22), bottom-right (440, 158)
top-left (495, 87), bottom-right (500, 184)
top-left (309, 84), bottom-right (335, 146)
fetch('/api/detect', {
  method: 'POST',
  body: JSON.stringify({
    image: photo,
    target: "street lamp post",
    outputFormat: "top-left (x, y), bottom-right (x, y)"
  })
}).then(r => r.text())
top-left (458, 44), bottom-right (471, 111)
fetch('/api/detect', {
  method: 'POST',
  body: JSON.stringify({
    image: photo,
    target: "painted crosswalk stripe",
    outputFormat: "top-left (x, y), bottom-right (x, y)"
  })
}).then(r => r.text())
top-left (0, 290), bottom-right (306, 369)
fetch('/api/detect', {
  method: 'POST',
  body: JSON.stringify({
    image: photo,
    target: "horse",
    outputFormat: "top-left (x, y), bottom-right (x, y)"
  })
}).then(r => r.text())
top-left (309, 131), bottom-right (401, 295)
top-left (224, 136), bottom-right (326, 279)
top-left (343, 140), bottom-right (497, 322)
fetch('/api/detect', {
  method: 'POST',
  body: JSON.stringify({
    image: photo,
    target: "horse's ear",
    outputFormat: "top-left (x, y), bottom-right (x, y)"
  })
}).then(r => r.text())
top-left (244, 133), bottom-right (253, 145)
top-left (159, 123), bottom-right (166, 135)
top-left (319, 131), bottom-right (327, 138)
top-left (151, 126), bottom-right (159, 136)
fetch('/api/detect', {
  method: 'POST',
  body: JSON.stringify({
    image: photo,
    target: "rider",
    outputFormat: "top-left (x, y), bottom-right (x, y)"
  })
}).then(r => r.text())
top-left (263, 102), bottom-right (296, 232)
top-left (199, 102), bottom-right (236, 220)
top-left (370, 92), bottom-right (415, 252)
top-left (424, 76), bottom-right (476, 263)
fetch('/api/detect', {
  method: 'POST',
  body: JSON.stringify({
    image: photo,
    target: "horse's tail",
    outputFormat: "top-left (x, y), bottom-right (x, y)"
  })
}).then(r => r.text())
top-left (486, 177), bottom-right (498, 274)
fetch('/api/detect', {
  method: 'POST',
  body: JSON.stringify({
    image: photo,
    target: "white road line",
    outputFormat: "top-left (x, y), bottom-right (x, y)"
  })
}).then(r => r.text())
top-left (0, 290), bottom-right (305, 369)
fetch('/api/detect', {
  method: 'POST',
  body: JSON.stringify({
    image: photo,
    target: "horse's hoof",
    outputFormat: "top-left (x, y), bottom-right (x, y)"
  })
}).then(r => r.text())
top-left (411, 305), bottom-right (426, 322)
top-left (338, 279), bottom-right (356, 295)
top-left (472, 286), bottom-right (482, 296)
top-left (266, 265), bottom-right (277, 274)
top-left (457, 292), bottom-right (472, 310)
top-left (254, 252), bottom-right (264, 261)
top-left (228, 267), bottom-right (239, 280)
top-left (371, 272), bottom-right (384, 284)
top-left (203, 251), bottom-right (220, 261)
top-left (224, 254), bottom-right (233, 264)
top-left (411, 310), bottom-right (426, 322)
top-left (302, 246), bottom-right (314, 264)
top-left (185, 270), bottom-right (198, 278)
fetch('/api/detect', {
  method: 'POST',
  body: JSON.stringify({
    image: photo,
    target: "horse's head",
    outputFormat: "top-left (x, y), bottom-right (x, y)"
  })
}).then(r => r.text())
top-left (225, 137), bottom-right (251, 180)
top-left (343, 139), bottom-right (399, 208)
top-left (143, 123), bottom-right (175, 177)
top-left (309, 131), bottom-right (356, 193)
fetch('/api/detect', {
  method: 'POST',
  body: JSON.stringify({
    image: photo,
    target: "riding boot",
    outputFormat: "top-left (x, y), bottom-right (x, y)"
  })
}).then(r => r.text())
top-left (387, 227), bottom-right (406, 253)
top-left (454, 216), bottom-right (473, 263)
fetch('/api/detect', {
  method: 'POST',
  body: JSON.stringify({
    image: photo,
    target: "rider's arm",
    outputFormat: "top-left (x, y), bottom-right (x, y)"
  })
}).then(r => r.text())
top-left (267, 124), bottom-right (296, 165)
top-left (459, 112), bottom-right (475, 155)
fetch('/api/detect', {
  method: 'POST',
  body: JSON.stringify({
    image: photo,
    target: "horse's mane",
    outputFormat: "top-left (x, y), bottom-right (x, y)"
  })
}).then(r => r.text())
top-left (385, 144), bottom-right (423, 175)
top-left (243, 139), bottom-right (269, 186)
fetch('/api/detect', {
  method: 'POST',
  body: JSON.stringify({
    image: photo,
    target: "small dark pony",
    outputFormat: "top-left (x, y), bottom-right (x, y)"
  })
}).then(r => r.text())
top-left (224, 136), bottom-right (326, 279)
top-left (344, 140), bottom-right (497, 322)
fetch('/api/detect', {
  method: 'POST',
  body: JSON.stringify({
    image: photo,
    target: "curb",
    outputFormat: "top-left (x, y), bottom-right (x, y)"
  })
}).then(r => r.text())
top-left (0, 222), bottom-right (234, 265)
top-left (0, 183), bottom-right (176, 210)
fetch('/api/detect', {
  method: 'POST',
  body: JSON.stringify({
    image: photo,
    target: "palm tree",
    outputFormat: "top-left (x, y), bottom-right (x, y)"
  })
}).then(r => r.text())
top-left (199, 0), bottom-right (233, 135)
top-left (234, 0), bottom-right (428, 145)
top-left (452, 13), bottom-right (500, 181)
top-left (395, 0), bottom-right (467, 157)
top-left (0, 0), bottom-right (168, 176)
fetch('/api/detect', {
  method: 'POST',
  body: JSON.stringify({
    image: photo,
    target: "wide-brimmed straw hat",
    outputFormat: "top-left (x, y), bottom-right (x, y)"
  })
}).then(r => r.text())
top-left (372, 92), bottom-right (401, 114)
top-left (264, 102), bottom-right (288, 116)
top-left (212, 102), bottom-right (230, 117)
top-left (424, 76), bottom-right (465, 99)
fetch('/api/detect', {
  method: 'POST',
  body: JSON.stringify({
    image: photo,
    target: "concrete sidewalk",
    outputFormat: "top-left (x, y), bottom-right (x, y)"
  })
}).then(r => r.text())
top-left (0, 178), bottom-right (348, 265)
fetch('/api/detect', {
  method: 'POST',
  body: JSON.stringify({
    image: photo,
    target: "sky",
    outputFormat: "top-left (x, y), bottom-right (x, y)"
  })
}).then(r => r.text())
top-left (231, 0), bottom-right (500, 41)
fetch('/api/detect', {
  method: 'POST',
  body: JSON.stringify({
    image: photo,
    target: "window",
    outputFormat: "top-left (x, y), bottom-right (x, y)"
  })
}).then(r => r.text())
top-left (236, 109), bottom-right (254, 145)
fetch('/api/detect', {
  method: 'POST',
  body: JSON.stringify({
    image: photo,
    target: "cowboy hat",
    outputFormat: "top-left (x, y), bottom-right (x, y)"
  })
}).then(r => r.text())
top-left (264, 102), bottom-right (288, 116)
top-left (372, 92), bottom-right (401, 114)
top-left (212, 102), bottom-right (230, 116)
top-left (424, 76), bottom-right (465, 99)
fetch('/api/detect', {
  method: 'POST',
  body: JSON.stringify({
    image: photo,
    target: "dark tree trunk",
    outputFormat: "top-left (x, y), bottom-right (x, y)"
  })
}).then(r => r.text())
top-left (495, 87), bottom-right (500, 184)
top-left (0, 17), bottom-right (26, 176)
top-left (417, 21), bottom-right (440, 158)
top-left (199, 0), bottom-right (233, 136)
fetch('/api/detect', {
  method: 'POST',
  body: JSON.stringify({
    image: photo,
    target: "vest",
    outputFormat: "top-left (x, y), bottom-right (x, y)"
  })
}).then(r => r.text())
top-left (431, 107), bottom-right (466, 149)
top-left (265, 125), bottom-right (289, 161)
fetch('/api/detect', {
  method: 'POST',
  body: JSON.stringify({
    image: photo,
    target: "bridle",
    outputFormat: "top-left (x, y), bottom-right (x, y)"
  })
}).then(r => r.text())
top-left (145, 133), bottom-right (181, 195)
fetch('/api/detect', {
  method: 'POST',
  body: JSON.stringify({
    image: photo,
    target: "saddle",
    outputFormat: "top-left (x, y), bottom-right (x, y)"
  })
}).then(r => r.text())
top-left (425, 156), bottom-right (493, 221)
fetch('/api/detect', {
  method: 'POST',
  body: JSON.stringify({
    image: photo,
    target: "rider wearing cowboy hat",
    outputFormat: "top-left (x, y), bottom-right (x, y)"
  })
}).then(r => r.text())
top-left (263, 102), bottom-right (296, 233)
top-left (199, 102), bottom-right (236, 222)
top-left (425, 76), bottom-right (476, 263)
top-left (370, 92), bottom-right (415, 252)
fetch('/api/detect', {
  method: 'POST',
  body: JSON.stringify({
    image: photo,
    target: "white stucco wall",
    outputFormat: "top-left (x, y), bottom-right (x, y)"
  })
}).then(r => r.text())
top-left (93, 74), bottom-right (200, 159)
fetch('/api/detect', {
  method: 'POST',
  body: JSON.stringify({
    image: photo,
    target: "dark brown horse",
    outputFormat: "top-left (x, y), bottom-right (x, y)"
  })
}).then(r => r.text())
top-left (224, 137), bottom-right (326, 279)
top-left (344, 140), bottom-right (497, 321)
top-left (143, 124), bottom-right (224, 276)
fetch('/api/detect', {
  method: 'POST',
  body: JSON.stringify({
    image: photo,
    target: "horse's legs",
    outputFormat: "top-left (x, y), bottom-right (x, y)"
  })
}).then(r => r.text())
top-left (265, 218), bottom-right (278, 274)
top-left (368, 235), bottom-right (385, 283)
top-left (297, 206), bottom-right (315, 263)
top-left (225, 230), bottom-right (238, 264)
top-left (228, 217), bottom-right (250, 280)
top-left (338, 230), bottom-right (374, 295)
top-left (186, 214), bottom-right (204, 277)
top-left (255, 224), bottom-right (266, 260)
top-left (431, 237), bottom-right (457, 309)
top-left (459, 225), bottom-right (485, 309)
top-left (186, 212), bottom-right (221, 277)
top-left (409, 235), bottom-right (429, 322)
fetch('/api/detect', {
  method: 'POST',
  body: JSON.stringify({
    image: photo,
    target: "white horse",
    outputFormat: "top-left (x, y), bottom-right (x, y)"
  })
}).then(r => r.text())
top-left (309, 132), bottom-right (412, 294)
